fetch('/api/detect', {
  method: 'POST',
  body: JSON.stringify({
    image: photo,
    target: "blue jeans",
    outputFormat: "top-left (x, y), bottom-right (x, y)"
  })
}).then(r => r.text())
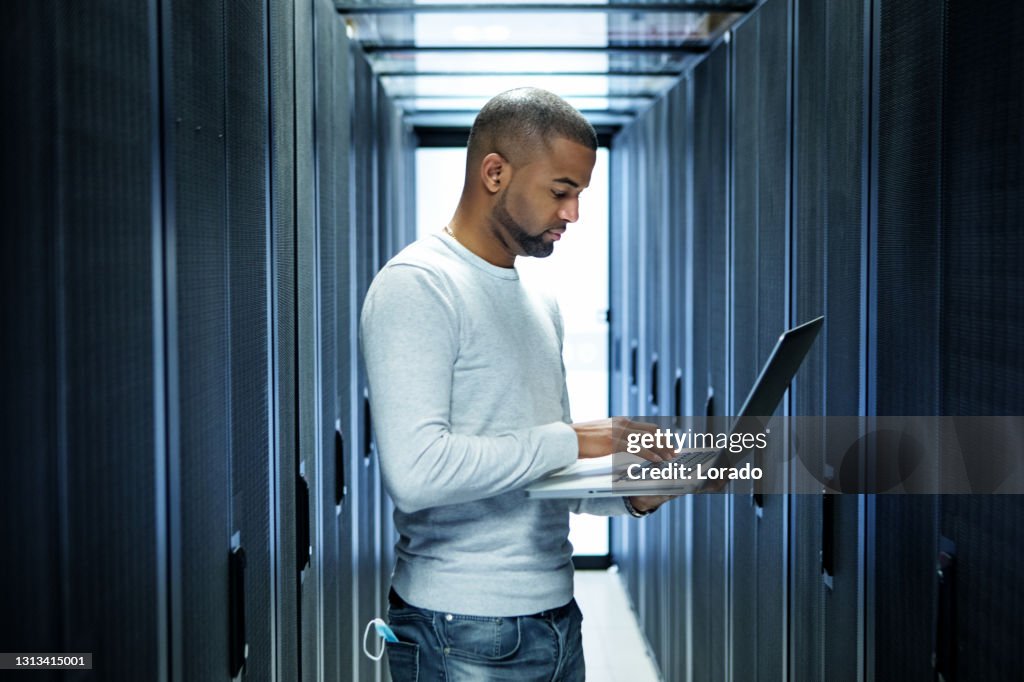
top-left (385, 588), bottom-right (586, 682)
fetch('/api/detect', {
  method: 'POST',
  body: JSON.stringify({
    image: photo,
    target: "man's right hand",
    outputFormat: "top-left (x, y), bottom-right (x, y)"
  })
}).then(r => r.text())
top-left (570, 417), bottom-right (674, 463)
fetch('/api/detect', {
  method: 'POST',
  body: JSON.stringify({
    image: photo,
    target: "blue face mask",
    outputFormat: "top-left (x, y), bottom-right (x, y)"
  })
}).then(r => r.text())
top-left (362, 617), bottom-right (399, 661)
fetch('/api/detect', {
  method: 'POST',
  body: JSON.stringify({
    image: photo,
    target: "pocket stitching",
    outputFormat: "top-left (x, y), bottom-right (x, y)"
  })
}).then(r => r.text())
top-left (441, 615), bottom-right (522, 662)
top-left (388, 608), bottom-right (433, 626)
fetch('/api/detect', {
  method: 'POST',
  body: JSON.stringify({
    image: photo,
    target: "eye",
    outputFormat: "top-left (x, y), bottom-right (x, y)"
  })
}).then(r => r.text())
top-left (552, 190), bottom-right (567, 199)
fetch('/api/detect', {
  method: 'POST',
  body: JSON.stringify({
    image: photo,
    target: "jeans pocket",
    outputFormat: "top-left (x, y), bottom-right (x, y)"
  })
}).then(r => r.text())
top-left (441, 614), bottom-right (522, 662)
top-left (386, 641), bottom-right (420, 682)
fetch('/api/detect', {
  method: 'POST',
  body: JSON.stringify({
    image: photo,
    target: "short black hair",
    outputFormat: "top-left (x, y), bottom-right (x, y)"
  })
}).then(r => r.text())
top-left (465, 88), bottom-right (598, 169)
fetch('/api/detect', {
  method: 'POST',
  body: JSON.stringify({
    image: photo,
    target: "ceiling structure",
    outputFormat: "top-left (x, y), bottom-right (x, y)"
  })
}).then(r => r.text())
top-left (336, 1), bottom-right (757, 131)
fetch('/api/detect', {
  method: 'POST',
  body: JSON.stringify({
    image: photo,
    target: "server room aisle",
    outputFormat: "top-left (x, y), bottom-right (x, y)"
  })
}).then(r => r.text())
top-left (576, 570), bottom-right (661, 682)
top-left (5, 0), bottom-right (1024, 680)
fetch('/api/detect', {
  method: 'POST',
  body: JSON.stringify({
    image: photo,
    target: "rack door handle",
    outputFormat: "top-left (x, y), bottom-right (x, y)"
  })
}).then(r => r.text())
top-left (335, 424), bottom-right (346, 507)
top-left (296, 474), bottom-right (311, 572)
top-left (649, 357), bottom-right (659, 409)
top-left (229, 546), bottom-right (248, 677)
top-left (933, 536), bottom-right (957, 681)
top-left (820, 492), bottom-right (835, 586)
top-left (630, 342), bottom-right (638, 388)
top-left (363, 389), bottom-right (374, 460)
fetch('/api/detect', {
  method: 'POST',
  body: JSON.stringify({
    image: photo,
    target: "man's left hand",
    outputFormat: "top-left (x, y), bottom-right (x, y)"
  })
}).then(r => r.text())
top-left (628, 495), bottom-right (676, 514)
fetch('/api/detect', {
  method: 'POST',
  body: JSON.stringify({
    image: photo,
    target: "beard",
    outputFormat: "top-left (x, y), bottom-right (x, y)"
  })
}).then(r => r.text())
top-left (491, 190), bottom-right (556, 259)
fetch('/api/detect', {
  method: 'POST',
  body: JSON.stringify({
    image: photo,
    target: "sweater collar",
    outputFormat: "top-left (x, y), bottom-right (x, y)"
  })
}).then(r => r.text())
top-left (436, 231), bottom-right (520, 280)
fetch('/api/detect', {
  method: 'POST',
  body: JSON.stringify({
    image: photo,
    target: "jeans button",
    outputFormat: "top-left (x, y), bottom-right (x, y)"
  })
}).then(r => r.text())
top-left (443, 647), bottom-right (450, 655)
top-left (445, 613), bottom-right (453, 621)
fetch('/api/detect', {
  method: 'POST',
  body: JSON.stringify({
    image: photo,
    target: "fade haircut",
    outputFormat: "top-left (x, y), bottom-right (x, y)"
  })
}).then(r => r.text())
top-left (465, 88), bottom-right (598, 172)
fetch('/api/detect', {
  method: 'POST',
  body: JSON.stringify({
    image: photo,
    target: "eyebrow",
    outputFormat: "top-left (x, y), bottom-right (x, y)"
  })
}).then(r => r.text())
top-left (553, 177), bottom-right (580, 188)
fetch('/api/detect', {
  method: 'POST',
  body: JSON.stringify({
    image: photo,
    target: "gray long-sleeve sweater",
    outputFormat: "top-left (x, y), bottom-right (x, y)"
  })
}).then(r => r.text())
top-left (359, 232), bottom-right (625, 617)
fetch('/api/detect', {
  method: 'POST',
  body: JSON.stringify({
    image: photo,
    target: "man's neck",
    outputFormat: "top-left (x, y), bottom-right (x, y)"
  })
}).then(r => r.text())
top-left (447, 210), bottom-right (517, 268)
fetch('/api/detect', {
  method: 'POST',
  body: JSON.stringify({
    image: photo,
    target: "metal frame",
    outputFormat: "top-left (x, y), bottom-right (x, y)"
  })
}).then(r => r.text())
top-left (406, 110), bottom-right (634, 128)
top-left (360, 45), bottom-right (711, 53)
top-left (724, 21), bottom-right (736, 682)
top-left (376, 70), bottom-right (686, 77)
top-left (682, 69), bottom-right (696, 682)
top-left (150, 0), bottom-right (171, 679)
top-left (781, 0), bottom-right (794, 678)
top-left (857, 0), bottom-right (875, 679)
top-left (390, 93), bottom-right (659, 101)
top-left (261, 0), bottom-right (281, 678)
top-left (156, 0), bottom-right (184, 676)
top-left (863, 0), bottom-right (880, 677)
top-left (336, 3), bottom-right (757, 15)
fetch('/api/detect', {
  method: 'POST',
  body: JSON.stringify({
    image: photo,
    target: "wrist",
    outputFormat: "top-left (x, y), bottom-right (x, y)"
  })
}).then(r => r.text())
top-left (624, 497), bottom-right (653, 518)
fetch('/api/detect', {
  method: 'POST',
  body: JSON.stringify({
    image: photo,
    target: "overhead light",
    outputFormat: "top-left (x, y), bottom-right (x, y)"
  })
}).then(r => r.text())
top-left (451, 24), bottom-right (511, 43)
top-left (452, 25), bottom-right (481, 42)
top-left (483, 25), bottom-right (511, 42)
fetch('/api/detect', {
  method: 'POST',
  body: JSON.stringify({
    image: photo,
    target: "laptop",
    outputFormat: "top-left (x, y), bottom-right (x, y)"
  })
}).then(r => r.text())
top-left (525, 316), bottom-right (824, 498)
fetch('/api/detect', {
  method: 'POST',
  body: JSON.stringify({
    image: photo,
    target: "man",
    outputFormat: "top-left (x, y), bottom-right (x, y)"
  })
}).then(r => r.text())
top-left (360, 88), bottom-right (672, 681)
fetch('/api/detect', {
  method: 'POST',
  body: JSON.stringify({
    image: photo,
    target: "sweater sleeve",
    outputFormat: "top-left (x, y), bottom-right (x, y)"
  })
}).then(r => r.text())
top-left (360, 264), bottom-right (579, 514)
top-left (550, 298), bottom-right (629, 518)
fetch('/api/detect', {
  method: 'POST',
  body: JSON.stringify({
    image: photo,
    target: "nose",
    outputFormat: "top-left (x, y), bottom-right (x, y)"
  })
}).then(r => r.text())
top-left (558, 197), bottom-right (580, 224)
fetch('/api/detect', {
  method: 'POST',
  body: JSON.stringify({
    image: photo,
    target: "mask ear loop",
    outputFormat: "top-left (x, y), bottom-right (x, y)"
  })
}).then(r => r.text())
top-left (363, 618), bottom-right (398, 661)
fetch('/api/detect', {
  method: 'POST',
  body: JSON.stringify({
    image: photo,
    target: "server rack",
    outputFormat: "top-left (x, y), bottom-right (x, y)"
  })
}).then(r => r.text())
top-left (609, 0), bottom-right (1024, 680)
top-left (1, 0), bottom-right (412, 679)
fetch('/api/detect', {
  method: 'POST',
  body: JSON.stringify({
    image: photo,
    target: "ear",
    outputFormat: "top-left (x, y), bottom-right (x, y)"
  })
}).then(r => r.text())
top-left (479, 152), bottom-right (509, 194)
